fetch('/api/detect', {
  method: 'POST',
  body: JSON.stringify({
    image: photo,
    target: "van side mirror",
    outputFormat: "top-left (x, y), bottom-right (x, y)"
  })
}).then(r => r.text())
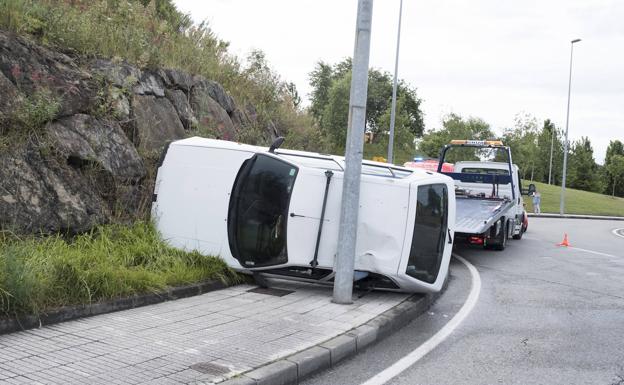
top-left (527, 183), bottom-right (536, 195)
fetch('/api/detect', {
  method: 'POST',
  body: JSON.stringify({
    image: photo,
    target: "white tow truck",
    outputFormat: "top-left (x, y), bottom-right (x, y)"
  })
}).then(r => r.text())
top-left (152, 137), bottom-right (456, 293)
top-left (436, 140), bottom-right (532, 250)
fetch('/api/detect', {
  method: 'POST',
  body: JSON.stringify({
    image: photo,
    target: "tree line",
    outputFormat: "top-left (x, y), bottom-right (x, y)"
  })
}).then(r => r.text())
top-left (306, 59), bottom-right (624, 198)
top-left (413, 113), bottom-right (624, 197)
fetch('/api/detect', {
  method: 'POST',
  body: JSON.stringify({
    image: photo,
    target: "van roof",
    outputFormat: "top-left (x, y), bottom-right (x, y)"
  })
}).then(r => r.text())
top-left (171, 137), bottom-right (436, 180)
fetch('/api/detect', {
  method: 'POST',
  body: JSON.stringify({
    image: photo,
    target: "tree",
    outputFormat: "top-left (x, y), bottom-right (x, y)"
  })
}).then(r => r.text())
top-left (308, 61), bottom-right (333, 124)
top-left (308, 58), bottom-right (424, 152)
top-left (534, 119), bottom-right (564, 184)
top-left (321, 74), bottom-right (351, 150)
top-left (501, 113), bottom-right (540, 180)
top-left (567, 137), bottom-right (602, 192)
top-left (417, 114), bottom-right (494, 162)
top-left (284, 82), bottom-right (301, 110)
top-left (366, 94), bottom-right (417, 164)
top-left (606, 155), bottom-right (624, 197)
top-left (604, 140), bottom-right (624, 196)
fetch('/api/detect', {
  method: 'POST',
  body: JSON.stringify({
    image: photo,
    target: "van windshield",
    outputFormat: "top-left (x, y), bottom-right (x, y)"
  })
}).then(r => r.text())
top-left (228, 154), bottom-right (298, 268)
top-left (406, 184), bottom-right (448, 284)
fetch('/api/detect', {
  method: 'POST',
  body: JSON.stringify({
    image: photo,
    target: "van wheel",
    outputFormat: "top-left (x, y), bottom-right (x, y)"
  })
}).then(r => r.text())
top-left (253, 272), bottom-right (269, 288)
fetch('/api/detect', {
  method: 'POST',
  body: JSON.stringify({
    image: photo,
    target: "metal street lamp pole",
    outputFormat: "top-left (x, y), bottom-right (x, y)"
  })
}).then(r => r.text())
top-left (560, 38), bottom-right (581, 215)
top-left (548, 125), bottom-right (554, 184)
top-left (333, 0), bottom-right (373, 304)
top-left (387, 0), bottom-right (403, 164)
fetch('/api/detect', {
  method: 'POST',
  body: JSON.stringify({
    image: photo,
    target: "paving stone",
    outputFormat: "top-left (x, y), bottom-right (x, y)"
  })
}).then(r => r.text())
top-left (0, 280), bottom-right (411, 383)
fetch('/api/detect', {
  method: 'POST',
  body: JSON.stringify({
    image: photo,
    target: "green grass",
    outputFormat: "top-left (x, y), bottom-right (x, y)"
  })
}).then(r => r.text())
top-left (0, 221), bottom-right (240, 317)
top-left (523, 180), bottom-right (624, 217)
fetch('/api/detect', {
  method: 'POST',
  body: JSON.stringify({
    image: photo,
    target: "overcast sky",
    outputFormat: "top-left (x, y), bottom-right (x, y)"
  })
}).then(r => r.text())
top-left (175, 0), bottom-right (623, 164)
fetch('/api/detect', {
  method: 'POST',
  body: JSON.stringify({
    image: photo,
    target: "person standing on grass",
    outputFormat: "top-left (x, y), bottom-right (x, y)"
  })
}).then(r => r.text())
top-left (532, 190), bottom-right (541, 214)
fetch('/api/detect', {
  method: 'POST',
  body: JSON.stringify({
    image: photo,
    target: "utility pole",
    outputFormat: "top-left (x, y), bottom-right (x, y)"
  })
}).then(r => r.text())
top-left (333, 0), bottom-right (373, 305)
top-left (387, 0), bottom-right (403, 164)
top-left (560, 38), bottom-right (581, 215)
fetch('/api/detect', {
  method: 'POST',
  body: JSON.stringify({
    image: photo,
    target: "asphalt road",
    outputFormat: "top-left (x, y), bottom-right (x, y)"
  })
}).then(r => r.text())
top-left (302, 218), bottom-right (624, 385)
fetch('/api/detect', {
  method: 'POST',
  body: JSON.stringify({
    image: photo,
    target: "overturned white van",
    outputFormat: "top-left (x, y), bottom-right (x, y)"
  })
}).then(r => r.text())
top-left (151, 137), bottom-right (456, 293)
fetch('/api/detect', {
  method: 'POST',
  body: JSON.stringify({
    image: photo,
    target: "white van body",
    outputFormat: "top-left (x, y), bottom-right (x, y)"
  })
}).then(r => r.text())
top-left (152, 137), bottom-right (456, 293)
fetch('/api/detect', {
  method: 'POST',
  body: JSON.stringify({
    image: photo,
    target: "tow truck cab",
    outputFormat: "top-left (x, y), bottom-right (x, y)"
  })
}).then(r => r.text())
top-left (152, 137), bottom-right (456, 293)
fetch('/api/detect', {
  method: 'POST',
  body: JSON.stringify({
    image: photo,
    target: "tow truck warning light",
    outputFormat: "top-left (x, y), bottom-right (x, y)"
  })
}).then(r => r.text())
top-left (449, 139), bottom-right (504, 146)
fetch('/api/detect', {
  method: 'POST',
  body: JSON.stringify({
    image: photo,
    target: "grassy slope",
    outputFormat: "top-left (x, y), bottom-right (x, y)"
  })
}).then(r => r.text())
top-left (523, 180), bottom-right (624, 217)
top-left (0, 222), bottom-right (239, 316)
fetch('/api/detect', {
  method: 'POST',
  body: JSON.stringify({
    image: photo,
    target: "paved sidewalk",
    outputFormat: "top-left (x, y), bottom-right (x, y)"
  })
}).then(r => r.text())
top-left (0, 280), bottom-right (409, 384)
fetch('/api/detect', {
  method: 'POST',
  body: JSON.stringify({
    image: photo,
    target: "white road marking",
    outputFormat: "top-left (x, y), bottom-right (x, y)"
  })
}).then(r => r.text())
top-left (360, 254), bottom-right (481, 385)
top-left (569, 246), bottom-right (621, 259)
top-left (612, 228), bottom-right (624, 239)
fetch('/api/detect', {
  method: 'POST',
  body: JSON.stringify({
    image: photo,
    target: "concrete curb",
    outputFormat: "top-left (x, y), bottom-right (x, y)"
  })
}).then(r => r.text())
top-left (220, 287), bottom-right (444, 385)
top-left (528, 213), bottom-right (624, 221)
top-left (0, 279), bottom-right (229, 335)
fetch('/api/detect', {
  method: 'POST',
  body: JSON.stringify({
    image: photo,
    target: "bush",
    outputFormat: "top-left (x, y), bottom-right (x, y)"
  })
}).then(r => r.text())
top-left (0, 221), bottom-right (240, 317)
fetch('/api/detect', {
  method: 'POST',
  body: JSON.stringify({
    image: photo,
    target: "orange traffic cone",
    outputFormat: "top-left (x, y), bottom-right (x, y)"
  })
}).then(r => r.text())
top-left (557, 233), bottom-right (571, 247)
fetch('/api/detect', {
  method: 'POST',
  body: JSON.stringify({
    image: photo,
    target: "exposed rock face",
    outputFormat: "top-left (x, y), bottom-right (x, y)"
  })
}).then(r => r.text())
top-left (190, 87), bottom-right (236, 140)
top-left (161, 69), bottom-right (194, 92)
top-left (0, 33), bottom-right (97, 118)
top-left (0, 144), bottom-right (108, 234)
top-left (0, 31), bottom-right (260, 235)
top-left (165, 89), bottom-right (196, 130)
top-left (91, 59), bottom-right (141, 88)
top-left (133, 71), bottom-right (165, 97)
top-left (193, 77), bottom-right (236, 114)
top-left (47, 114), bottom-right (145, 180)
top-left (0, 71), bottom-right (19, 120)
top-left (131, 95), bottom-right (185, 152)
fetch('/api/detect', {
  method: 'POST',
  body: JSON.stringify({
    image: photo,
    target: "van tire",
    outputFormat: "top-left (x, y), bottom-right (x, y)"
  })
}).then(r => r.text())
top-left (253, 272), bottom-right (270, 288)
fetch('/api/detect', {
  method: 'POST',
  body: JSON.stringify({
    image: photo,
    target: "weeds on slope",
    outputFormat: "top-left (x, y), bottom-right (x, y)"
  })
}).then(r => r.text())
top-left (0, 221), bottom-right (240, 317)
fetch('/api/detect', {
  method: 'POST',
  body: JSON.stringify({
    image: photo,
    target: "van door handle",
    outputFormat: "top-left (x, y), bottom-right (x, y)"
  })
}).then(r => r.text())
top-left (448, 229), bottom-right (453, 244)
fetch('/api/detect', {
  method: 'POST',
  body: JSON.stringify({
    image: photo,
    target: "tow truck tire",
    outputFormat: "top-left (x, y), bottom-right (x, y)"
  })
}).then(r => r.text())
top-left (485, 219), bottom-right (507, 251)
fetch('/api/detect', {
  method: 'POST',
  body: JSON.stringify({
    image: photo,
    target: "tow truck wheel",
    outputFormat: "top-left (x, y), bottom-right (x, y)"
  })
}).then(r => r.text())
top-left (512, 225), bottom-right (524, 240)
top-left (485, 219), bottom-right (507, 251)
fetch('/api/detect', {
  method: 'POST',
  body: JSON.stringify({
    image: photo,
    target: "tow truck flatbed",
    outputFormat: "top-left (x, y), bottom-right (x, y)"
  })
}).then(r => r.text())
top-left (454, 196), bottom-right (514, 235)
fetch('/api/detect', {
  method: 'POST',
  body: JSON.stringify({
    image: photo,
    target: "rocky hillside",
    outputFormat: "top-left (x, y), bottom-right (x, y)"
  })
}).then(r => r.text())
top-left (0, 31), bottom-right (270, 235)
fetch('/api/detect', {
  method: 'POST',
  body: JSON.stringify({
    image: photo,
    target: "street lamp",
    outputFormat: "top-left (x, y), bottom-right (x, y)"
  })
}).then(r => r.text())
top-left (548, 123), bottom-right (554, 184)
top-left (387, 0), bottom-right (403, 164)
top-left (560, 38), bottom-right (581, 215)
